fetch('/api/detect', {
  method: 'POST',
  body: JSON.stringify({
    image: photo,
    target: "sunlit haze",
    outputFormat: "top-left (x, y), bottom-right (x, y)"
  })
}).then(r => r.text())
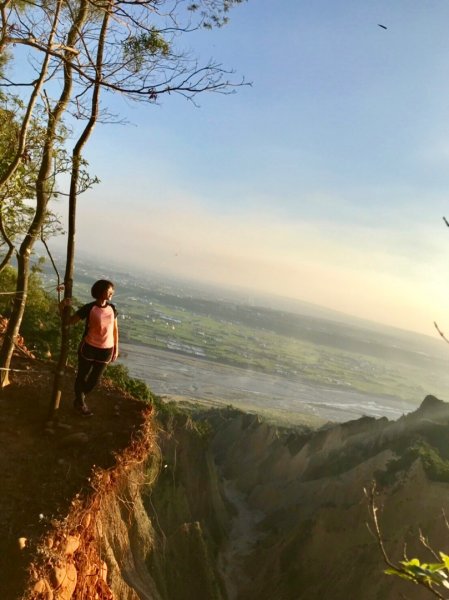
top-left (51, 0), bottom-right (449, 337)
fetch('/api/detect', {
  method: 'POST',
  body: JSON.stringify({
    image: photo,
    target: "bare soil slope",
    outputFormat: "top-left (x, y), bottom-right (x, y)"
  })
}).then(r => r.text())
top-left (0, 356), bottom-right (148, 600)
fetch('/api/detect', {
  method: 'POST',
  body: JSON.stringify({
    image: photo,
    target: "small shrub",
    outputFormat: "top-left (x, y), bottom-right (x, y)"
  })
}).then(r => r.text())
top-left (376, 441), bottom-right (449, 486)
top-left (104, 363), bottom-right (154, 402)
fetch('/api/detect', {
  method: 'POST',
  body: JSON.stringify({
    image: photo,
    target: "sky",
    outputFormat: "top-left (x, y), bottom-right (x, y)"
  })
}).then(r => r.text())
top-left (49, 0), bottom-right (449, 336)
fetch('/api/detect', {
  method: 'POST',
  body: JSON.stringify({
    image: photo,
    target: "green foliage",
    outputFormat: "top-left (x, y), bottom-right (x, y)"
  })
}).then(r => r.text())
top-left (0, 264), bottom-right (61, 358)
top-left (149, 400), bottom-right (215, 438)
top-left (191, 417), bottom-right (213, 441)
top-left (385, 553), bottom-right (449, 592)
top-left (417, 442), bottom-right (449, 482)
top-left (104, 363), bottom-right (155, 402)
top-left (0, 97), bottom-right (35, 239)
top-left (378, 440), bottom-right (449, 486)
top-left (0, 96), bottom-right (66, 258)
top-left (152, 399), bottom-right (185, 425)
top-left (199, 0), bottom-right (246, 29)
top-left (123, 30), bottom-right (170, 72)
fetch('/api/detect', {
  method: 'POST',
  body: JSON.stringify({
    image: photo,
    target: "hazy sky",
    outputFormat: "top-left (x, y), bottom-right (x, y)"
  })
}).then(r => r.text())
top-left (52, 0), bottom-right (449, 336)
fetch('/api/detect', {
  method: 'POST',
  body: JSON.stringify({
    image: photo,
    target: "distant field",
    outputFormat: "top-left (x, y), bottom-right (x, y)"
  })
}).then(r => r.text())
top-left (42, 260), bottom-right (449, 407)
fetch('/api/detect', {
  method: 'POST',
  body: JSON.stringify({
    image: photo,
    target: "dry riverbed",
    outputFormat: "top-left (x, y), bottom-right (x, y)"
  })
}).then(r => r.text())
top-left (119, 342), bottom-right (417, 423)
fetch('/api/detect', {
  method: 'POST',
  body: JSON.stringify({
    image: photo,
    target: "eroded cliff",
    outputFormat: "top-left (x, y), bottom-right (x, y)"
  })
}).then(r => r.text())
top-left (22, 396), bottom-right (449, 600)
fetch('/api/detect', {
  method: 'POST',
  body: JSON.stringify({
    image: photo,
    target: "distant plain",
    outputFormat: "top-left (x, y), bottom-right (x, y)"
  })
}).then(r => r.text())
top-left (45, 257), bottom-right (449, 423)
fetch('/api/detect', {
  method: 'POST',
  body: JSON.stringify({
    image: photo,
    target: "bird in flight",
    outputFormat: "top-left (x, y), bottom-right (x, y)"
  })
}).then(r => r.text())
top-left (377, 24), bottom-right (387, 29)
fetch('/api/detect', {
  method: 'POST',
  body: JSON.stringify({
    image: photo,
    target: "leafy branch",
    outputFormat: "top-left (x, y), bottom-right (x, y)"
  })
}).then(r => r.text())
top-left (365, 482), bottom-right (449, 598)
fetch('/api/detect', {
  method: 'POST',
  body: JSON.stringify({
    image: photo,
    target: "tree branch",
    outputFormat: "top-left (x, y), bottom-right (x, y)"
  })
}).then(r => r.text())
top-left (365, 482), bottom-right (447, 599)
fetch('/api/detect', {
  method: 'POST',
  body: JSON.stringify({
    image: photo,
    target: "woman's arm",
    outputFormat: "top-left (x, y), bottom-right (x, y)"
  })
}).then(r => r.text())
top-left (112, 318), bottom-right (119, 361)
top-left (59, 298), bottom-right (82, 325)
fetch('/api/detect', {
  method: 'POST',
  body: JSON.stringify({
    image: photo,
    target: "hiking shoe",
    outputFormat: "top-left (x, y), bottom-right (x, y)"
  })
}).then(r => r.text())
top-left (74, 402), bottom-right (94, 417)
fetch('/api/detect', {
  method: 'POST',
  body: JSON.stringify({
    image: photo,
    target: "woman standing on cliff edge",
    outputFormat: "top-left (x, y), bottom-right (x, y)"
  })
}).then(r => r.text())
top-left (62, 279), bottom-right (119, 416)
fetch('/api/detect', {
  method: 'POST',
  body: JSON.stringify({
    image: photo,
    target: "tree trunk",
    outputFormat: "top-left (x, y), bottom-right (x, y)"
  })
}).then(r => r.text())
top-left (0, 211), bottom-right (15, 274)
top-left (48, 3), bottom-right (111, 419)
top-left (48, 156), bottom-right (77, 416)
top-left (0, 251), bottom-right (29, 386)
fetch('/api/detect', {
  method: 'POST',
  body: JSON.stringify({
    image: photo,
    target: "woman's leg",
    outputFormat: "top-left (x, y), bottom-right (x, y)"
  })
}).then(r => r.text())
top-left (84, 360), bottom-right (108, 396)
top-left (74, 354), bottom-right (93, 407)
top-left (74, 345), bottom-right (112, 414)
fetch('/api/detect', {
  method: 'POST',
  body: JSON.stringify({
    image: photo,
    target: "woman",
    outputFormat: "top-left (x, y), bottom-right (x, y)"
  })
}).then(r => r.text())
top-left (64, 279), bottom-right (119, 416)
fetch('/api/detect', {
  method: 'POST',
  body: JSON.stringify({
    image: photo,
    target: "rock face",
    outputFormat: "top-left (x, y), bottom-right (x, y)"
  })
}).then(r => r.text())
top-left (22, 397), bottom-right (449, 600)
top-left (96, 413), bottom-right (231, 600)
top-left (209, 409), bottom-right (448, 600)
top-left (96, 399), bottom-right (449, 600)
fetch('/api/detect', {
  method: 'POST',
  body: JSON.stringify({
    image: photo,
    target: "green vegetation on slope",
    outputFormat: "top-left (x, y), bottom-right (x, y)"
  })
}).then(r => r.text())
top-left (0, 265), bottom-right (61, 358)
top-left (378, 440), bottom-right (449, 485)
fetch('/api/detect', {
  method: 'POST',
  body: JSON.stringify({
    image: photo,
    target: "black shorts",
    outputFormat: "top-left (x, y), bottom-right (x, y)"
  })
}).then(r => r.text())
top-left (79, 340), bottom-right (113, 364)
